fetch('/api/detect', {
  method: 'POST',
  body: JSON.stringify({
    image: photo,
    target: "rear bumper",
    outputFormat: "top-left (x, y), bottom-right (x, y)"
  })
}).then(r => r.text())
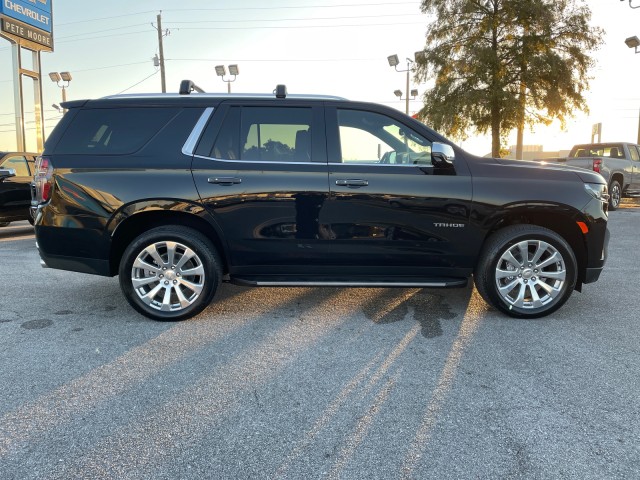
top-left (35, 218), bottom-right (112, 277)
top-left (37, 248), bottom-right (111, 276)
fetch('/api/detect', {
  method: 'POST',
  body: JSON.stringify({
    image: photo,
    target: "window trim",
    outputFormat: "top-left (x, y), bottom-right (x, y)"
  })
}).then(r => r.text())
top-left (182, 107), bottom-right (214, 156)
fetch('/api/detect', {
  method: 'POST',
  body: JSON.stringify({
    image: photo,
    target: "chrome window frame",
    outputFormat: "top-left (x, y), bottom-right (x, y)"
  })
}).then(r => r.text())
top-left (182, 107), bottom-right (215, 156)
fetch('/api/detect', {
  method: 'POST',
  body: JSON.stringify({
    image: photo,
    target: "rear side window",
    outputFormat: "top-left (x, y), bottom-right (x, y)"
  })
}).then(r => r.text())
top-left (55, 107), bottom-right (179, 154)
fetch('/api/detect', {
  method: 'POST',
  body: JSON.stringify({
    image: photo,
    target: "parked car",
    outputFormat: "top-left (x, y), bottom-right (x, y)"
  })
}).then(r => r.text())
top-left (31, 81), bottom-right (609, 321)
top-left (0, 151), bottom-right (38, 227)
top-left (554, 142), bottom-right (640, 210)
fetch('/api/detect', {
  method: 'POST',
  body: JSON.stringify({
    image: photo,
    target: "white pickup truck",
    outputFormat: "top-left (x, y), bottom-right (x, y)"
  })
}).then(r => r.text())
top-left (555, 142), bottom-right (640, 210)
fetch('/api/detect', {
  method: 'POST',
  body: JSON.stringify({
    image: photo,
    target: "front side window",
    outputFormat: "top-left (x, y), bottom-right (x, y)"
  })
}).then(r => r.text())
top-left (337, 109), bottom-right (431, 165)
top-left (629, 145), bottom-right (640, 162)
top-left (0, 156), bottom-right (30, 176)
top-left (212, 106), bottom-right (312, 162)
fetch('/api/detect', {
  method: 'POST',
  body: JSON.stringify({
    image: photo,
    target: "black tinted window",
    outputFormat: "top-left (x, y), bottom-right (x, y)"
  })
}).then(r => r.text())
top-left (55, 107), bottom-right (179, 154)
top-left (212, 107), bottom-right (312, 162)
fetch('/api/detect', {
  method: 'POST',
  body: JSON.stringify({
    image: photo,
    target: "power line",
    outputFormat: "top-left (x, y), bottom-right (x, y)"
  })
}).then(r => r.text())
top-left (166, 57), bottom-right (381, 63)
top-left (114, 70), bottom-right (159, 95)
top-left (52, 3), bottom-right (419, 26)
top-left (168, 21), bottom-right (424, 30)
top-left (161, 2), bottom-right (419, 12)
top-left (55, 23), bottom-right (148, 40)
top-left (167, 13), bottom-right (421, 24)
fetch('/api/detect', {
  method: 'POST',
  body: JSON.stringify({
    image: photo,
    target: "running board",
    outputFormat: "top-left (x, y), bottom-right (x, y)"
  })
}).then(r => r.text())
top-left (229, 276), bottom-right (468, 288)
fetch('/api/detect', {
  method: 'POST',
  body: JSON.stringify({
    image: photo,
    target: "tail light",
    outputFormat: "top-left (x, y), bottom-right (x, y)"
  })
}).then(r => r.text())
top-left (592, 158), bottom-right (602, 174)
top-left (34, 155), bottom-right (54, 204)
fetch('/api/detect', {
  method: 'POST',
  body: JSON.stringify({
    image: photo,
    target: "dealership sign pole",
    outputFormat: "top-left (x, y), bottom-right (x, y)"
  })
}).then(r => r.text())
top-left (0, 0), bottom-right (53, 152)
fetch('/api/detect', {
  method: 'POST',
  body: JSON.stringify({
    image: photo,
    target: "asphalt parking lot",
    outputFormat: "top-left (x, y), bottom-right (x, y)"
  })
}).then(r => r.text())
top-left (1, 201), bottom-right (639, 479)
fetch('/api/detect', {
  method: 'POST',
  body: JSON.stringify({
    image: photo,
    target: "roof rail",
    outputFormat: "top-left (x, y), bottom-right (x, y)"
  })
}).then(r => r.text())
top-left (179, 80), bottom-right (205, 95)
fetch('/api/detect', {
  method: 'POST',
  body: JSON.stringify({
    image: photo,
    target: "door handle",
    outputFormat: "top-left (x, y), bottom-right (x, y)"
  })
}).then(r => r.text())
top-left (335, 179), bottom-right (369, 187)
top-left (208, 177), bottom-right (242, 185)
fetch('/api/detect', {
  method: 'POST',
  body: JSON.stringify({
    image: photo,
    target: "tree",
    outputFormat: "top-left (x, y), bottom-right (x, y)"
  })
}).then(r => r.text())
top-left (414, 0), bottom-right (603, 157)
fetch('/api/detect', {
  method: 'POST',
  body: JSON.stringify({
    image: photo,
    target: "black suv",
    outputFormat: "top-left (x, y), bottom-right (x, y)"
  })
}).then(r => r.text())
top-left (32, 82), bottom-right (609, 321)
top-left (0, 151), bottom-right (38, 227)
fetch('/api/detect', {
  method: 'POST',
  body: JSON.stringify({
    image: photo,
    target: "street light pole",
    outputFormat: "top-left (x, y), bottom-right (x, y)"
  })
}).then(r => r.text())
top-left (156, 12), bottom-right (166, 93)
top-left (624, 37), bottom-right (640, 143)
top-left (387, 54), bottom-right (418, 115)
top-left (49, 71), bottom-right (72, 112)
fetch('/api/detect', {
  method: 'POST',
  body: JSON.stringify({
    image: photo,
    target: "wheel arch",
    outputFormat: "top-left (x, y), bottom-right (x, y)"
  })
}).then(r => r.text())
top-left (108, 205), bottom-right (228, 276)
top-left (609, 172), bottom-right (624, 190)
top-left (480, 208), bottom-right (588, 287)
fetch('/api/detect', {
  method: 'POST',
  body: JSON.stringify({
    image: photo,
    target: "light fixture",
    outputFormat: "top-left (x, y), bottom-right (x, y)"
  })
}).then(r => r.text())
top-left (215, 64), bottom-right (240, 93)
top-left (621, 0), bottom-right (640, 9)
top-left (410, 89), bottom-right (419, 97)
top-left (387, 54), bottom-right (400, 67)
top-left (60, 71), bottom-right (72, 82)
top-left (394, 90), bottom-right (402, 98)
top-left (48, 72), bottom-right (61, 82)
top-left (625, 36), bottom-right (640, 53)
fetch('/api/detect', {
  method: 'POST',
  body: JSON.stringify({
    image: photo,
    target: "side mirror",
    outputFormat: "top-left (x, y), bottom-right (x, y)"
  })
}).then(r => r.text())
top-left (431, 142), bottom-right (455, 165)
top-left (0, 168), bottom-right (16, 180)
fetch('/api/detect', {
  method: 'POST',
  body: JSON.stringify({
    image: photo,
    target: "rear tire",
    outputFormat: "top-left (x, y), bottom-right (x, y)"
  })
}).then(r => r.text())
top-left (119, 226), bottom-right (222, 321)
top-left (474, 225), bottom-right (577, 318)
top-left (608, 179), bottom-right (621, 211)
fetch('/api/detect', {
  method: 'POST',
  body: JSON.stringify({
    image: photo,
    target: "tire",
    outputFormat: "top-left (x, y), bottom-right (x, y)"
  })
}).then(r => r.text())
top-left (608, 179), bottom-right (621, 211)
top-left (119, 226), bottom-right (222, 321)
top-left (474, 225), bottom-right (577, 319)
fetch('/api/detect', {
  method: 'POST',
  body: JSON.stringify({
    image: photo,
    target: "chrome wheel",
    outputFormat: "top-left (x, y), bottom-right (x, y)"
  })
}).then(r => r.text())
top-left (609, 180), bottom-right (621, 210)
top-left (494, 240), bottom-right (566, 310)
top-left (131, 240), bottom-right (205, 312)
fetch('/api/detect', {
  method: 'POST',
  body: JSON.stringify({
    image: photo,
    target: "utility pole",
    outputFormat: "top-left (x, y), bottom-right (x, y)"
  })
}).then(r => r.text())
top-left (154, 11), bottom-right (167, 93)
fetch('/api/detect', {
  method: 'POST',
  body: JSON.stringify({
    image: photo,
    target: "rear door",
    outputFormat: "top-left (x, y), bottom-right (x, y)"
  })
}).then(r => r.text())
top-left (324, 104), bottom-right (474, 277)
top-left (191, 102), bottom-right (331, 273)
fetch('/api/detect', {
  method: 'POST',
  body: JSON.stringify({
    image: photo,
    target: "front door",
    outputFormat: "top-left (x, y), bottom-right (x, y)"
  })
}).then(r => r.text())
top-left (324, 106), bottom-right (474, 277)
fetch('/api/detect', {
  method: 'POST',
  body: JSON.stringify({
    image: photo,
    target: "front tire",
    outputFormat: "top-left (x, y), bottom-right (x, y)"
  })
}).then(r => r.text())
top-left (474, 225), bottom-right (577, 319)
top-left (608, 179), bottom-right (621, 211)
top-left (119, 226), bottom-right (222, 321)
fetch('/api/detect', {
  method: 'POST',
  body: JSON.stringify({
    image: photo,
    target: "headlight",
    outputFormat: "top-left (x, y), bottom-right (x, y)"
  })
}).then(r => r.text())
top-left (584, 183), bottom-right (609, 201)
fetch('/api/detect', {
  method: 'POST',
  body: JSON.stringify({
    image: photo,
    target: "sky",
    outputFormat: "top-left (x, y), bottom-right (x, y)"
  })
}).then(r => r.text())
top-left (1, 0), bottom-right (640, 157)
